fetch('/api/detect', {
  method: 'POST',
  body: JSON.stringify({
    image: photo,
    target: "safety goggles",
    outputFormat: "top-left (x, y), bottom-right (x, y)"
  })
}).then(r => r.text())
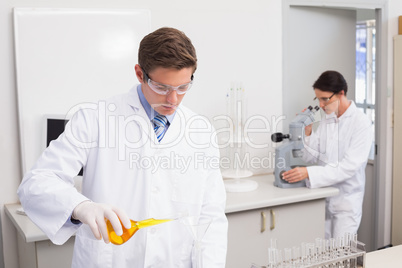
top-left (142, 69), bottom-right (194, 95)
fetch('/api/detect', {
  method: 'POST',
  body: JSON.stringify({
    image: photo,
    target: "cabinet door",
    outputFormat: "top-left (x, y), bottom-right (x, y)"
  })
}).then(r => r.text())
top-left (226, 199), bottom-right (325, 268)
top-left (36, 237), bottom-right (75, 268)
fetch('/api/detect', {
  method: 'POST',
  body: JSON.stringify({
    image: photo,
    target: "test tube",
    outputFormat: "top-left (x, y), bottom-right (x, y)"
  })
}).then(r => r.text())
top-left (292, 246), bottom-right (301, 267)
top-left (276, 249), bottom-right (283, 267)
top-left (337, 236), bottom-right (344, 250)
top-left (284, 248), bottom-right (292, 267)
top-left (301, 242), bottom-right (307, 266)
top-left (315, 237), bottom-right (323, 262)
top-left (330, 238), bottom-right (336, 258)
top-left (267, 248), bottom-right (276, 268)
top-left (338, 247), bottom-right (345, 268)
top-left (271, 238), bottom-right (278, 249)
top-left (350, 234), bottom-right (358, 268)
top-left (351, 234), bottom-right (358, 252)
top-left (344, 233), bottom-right (351, 254)
top-left (323, 239), bottom-right (331, 261)
top-left (343, 233), bottom-right (352, 268)
top-left (307, 243), bottom-right (315, 265)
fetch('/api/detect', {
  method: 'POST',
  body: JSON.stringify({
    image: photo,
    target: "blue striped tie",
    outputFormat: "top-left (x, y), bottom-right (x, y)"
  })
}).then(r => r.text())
top-left (152, 114), bottom-right (168, 142)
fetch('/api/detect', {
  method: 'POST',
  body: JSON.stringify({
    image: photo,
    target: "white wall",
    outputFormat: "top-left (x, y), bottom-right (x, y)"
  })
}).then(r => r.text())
top-left (1, 0), bottom-right (401, 267)
top-left (284, 6), bottom-right (356, 132)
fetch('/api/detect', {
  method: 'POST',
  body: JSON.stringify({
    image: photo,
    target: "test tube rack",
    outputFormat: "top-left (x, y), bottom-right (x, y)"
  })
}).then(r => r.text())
top-left (298, 245), bottom-right (366, 268)
top-left (251, 237), bottom-right (366, 268)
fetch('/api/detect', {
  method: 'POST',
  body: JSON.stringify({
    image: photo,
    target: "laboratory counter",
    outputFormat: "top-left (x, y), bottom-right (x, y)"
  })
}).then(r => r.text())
top-left (6, 174), bottom-right (339, 268)
top-left (365, 245), bottom-right (402, 267)
top-left (225, 174), bottom-right (339, 213)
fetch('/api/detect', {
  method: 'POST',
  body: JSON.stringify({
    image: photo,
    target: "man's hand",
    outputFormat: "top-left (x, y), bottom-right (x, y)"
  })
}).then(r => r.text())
top-left (282, 167), bottom-right (309, 183)
top-left (72, 201), bottom-right (131, 243)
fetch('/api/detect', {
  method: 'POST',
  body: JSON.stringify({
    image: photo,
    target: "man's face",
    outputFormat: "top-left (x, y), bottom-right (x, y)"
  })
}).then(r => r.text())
top-left (135, 65), bottom-right (193, 116)
top-left (314, 88), bottom-right (339, 115)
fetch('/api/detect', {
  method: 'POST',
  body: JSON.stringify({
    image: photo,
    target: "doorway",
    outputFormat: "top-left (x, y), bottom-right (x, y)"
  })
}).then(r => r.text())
top-left (283, 1), bottom-right (389, 252)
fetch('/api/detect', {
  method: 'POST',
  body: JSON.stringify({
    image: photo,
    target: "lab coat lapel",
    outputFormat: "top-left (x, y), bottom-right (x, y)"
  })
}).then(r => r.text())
top-left (159, 106), bottom-right (185, 146)
top-left (126, 86), bottom-right (186, 146)
top-left (126, 86), bottom-right (159, 145)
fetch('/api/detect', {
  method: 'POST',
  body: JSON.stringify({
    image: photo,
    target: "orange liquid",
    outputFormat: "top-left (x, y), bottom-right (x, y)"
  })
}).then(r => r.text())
top-left (106, 218), bottom-right (172, 245)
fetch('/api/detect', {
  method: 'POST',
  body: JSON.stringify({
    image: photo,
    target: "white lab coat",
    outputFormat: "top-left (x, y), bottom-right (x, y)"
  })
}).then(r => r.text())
top-left (302, 101), bottom-right (373, 238)
top-left (18, 86), bottom-right (228, 268)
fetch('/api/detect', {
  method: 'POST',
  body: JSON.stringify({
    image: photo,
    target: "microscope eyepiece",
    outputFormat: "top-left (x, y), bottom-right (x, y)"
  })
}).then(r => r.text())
top-left (271, 133), bottom-right (290, 143)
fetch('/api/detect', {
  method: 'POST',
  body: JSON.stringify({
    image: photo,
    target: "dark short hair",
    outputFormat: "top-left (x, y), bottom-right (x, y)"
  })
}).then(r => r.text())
top-left (312, 70), bottom-right (348, 96)
top-left (138, 27), bottom-right (197, 81)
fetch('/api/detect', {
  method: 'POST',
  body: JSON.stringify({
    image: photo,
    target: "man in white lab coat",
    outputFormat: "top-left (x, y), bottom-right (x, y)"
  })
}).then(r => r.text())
top-left (17, 27), bottom-right (228, 268)
top-left (282, 70), bottom-right (373, 239)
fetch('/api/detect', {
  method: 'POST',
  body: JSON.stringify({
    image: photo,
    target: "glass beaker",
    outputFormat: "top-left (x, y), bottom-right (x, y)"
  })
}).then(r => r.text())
top-left (180, 216), bottom-right (212, 268)
top-left (106, 211), bottom-right (187, 245)
top-left (106, 218), bottom-right (172, 245)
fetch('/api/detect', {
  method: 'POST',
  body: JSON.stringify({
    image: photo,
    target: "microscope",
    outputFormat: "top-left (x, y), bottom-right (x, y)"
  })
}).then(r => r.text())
top-left (271, 106), bottom-right (320, 188)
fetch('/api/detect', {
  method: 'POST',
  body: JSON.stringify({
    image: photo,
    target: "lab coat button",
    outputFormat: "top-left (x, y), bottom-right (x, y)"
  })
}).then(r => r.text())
top-left (152, 187), bottom-right (159, 193)
top-left (150, 228), bottom-right (156, 234)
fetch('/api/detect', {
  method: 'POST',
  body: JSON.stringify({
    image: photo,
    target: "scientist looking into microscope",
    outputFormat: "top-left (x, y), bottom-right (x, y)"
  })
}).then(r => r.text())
top-left (17, 27), bottom-right (228, 268)
top-left (282, 70), bottom-right (373, 239)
